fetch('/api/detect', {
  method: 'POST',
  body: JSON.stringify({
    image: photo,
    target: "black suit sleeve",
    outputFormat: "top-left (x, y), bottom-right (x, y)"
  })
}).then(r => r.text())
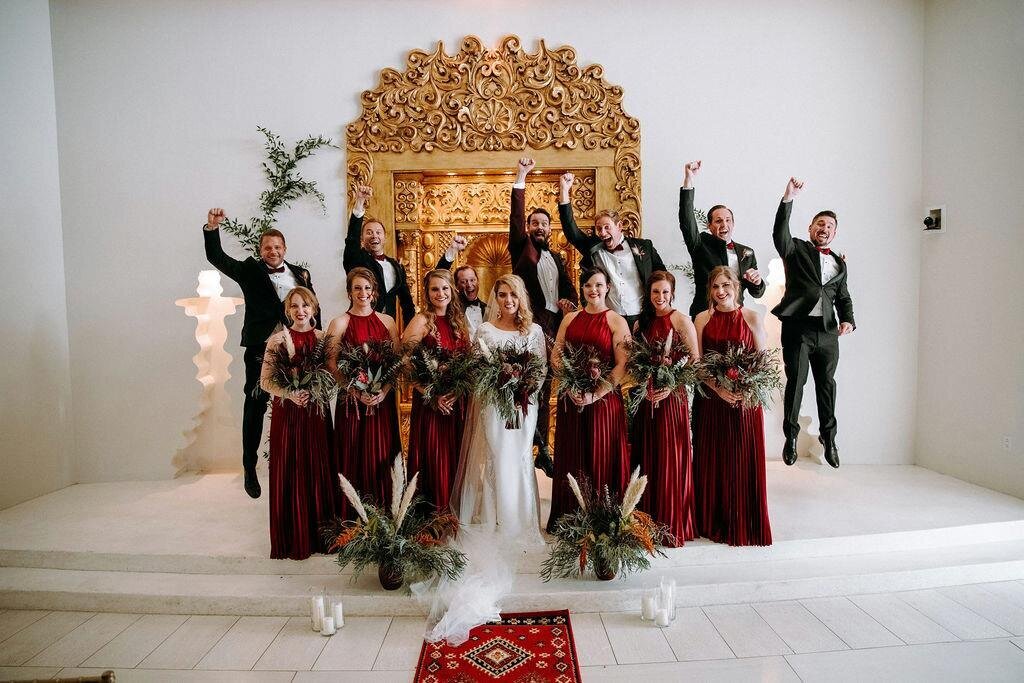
top-left (556, 255), bottom-right (578, 305)
top-left (773, 200), bottom-right (796, 258)
top-left (437, 254), bottom-right (454, 271)
top-left (834, 269), bottom-right (856, 328)
top-left (558, 202), bottom-right (598, 255)
top-left (343, 213), bottom-right (364, 272)
top-left (203, 227), bottom-right (246, 283)
top-left (648, 240), bottom-right (666, 273)
top-left (678, 187), bottom-right (700, 255)
top-left (744, 252), bottom-right (767, 299)
top-left (396, 269), bottom-right (416, 324)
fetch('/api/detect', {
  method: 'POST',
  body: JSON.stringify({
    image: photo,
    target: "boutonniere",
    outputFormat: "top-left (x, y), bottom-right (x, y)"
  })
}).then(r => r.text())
top-left (741, 248), bottom-right (753, 259)
top-left (630, 244), bottom-right (646, 259)
top-left (302, 270), bottom-right (310, 283)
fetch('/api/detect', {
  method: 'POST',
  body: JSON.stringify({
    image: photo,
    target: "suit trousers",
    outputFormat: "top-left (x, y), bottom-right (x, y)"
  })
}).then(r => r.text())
top-left (533, 308), bottom-right (562, 452)
top-left (781, 318), bottom-right (839, 442)
top-left (242, 345), bottom-right (271, 470)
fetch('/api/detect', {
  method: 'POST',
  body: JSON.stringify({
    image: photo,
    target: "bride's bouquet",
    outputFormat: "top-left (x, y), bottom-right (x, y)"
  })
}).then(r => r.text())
top-left (334, 340), bottom-right (403, 416)
top-left (623, 329), bottom-right (698, 417)
top-left (696, 343), bottom-right (783, 409)
top-left (474, 338), bottom-right (547, 429)
top-left (262, 331), bottom-right (337, 415)
top-left (403, 339), bottom-right (480, 409)
top-left (554, 342), bottom-right (613, 412)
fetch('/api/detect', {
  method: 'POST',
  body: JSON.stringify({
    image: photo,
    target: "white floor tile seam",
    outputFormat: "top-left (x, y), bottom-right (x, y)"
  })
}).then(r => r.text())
top-left (0, 609), bottom-right (51, 646)
top-left (368, 616), bottom-right (395, 671)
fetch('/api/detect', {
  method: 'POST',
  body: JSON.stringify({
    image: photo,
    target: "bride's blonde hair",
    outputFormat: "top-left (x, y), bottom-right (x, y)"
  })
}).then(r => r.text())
top-left (490, 274), bottom-right (533, 335)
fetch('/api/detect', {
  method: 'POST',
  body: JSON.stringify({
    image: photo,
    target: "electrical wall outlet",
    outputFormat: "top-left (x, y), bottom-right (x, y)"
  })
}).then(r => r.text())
top-left (1002, 436), bottom-right (1012, 452)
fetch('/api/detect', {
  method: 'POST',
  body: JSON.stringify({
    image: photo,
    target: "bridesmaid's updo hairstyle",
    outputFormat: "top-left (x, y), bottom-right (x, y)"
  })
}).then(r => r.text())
top-left (283, 286), bottom-right (319, 325)
top-left (578, 265), bottom-right (610, 303)
top-left (346, 266), bottom-right (379, 308)
top-left (491, 273), bottom-right (533, 335)
top-left (421, 269), bottom-right (469, 344)
top-left (638, 270), bottom-right (676, 334)
top-left (706, 266), bottom-right (741, 313)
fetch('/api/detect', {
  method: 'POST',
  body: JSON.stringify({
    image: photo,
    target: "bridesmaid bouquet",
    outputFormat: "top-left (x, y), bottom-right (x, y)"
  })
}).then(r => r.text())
top-left (474, 338), bottom-right (547, 430)
top-left (697, 344), bottom-right (783, 409)
top-left (623, 329), bottom-right (698, 417)
top-left (554, 342), bottom-right (613, 412)
top-left (263, 332), bottom-right (337, 415)
top-left (403, 340), bottom-right (480, 409)
top-left (334, 340), bottom-right (403, 416)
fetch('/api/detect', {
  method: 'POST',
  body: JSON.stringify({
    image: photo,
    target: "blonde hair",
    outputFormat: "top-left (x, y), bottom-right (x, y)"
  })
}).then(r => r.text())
top-left (491, 274), bottom-right (534, 335)
top-left (595, 208), bottom-right (621, 225)
top-left (422, 269), bottom-right (469, 344)
top-left (706, 266), bottom-right (740, 313)
top-left (283, 286), bottom-right (319, 323)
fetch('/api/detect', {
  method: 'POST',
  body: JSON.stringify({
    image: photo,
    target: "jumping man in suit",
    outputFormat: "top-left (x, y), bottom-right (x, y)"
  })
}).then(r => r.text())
top-left (773, 178), bottom-right (856, 468)
top-left (678, 160), bottom-right (766, 319)
top-left (203, 209), bottom-right (315, 498)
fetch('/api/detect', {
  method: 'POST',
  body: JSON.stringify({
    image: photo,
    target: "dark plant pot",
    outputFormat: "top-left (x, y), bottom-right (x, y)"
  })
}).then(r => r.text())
top-left (378, 561), bottom-right (403, 590)
top-left (593, 552), bottom-right (618, 581)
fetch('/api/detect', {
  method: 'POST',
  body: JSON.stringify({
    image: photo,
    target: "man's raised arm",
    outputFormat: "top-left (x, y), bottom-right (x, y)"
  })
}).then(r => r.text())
top-left (773, 177), bottom-right (803, 258)
top-left (678, 160), bottom-right (702, 254)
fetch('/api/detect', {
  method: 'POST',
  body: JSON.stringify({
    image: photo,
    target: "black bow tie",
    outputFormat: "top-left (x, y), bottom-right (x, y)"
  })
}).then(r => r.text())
top-left (463, 299), bottom-right (483, 308)
top-left (265, 265), bottom-right (285, 274)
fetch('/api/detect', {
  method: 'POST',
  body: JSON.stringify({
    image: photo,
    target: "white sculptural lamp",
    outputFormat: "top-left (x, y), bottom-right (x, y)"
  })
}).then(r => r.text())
top-left (175, 270), bottom-right (245, 474)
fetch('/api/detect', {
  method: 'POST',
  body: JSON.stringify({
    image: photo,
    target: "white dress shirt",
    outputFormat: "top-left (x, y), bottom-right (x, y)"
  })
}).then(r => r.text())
top-left (726, 243), bottom-right (739, 277)
top-left (463, 300), bottom-right (484, 336)
top-left (267, 264), bottom-right (297, 302)
top-left (594, 239), bottom-right (644, 317)
top-left (809, 249), bottom-right (840, 317)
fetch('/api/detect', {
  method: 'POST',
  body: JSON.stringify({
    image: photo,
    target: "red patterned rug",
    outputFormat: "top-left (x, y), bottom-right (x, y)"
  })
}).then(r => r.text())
top-left (413, 609), bottom-right (583, 682)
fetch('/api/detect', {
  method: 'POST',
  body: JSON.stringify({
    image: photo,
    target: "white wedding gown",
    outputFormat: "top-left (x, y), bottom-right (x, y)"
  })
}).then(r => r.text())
top-left (413, 321), bottom-right (547, 645)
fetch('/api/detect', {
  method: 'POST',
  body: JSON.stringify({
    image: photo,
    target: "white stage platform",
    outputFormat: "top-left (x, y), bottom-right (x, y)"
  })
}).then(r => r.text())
top-left (2, 464), bottom-right (1024, 616)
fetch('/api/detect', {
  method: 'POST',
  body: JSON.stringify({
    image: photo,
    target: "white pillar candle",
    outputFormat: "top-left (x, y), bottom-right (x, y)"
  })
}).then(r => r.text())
top-left (655, 608), bottom-right (670, 627)
top-left (641, 595), bottom-right (657, 621)
top-left (320, 616), bottom-right (336, 636)
top-left (332, 601), bottom-right (345, 628)
top-left (311, 596), bottom-right (325, 631)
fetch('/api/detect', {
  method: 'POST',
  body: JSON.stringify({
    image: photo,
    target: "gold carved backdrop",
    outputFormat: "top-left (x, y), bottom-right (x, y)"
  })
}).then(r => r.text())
top-left (343, 35), bottom-right (642, 443)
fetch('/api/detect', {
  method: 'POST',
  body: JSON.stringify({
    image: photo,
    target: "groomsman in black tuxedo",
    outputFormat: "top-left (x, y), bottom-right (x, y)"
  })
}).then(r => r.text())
top-left (678, 160), bottom-right (766, 318)
top-left (344, 185), bottom-right (416, 325)
top-left (203, 209), bottom-right (315, 498)
top-left (773, 178), bottom-right (856, 468)
top-left (510, 158), bottom-right (579, 475)
top-left (435, 237), bottom-right (487, 336)
top-left (558, 171), bottom-right (665, 330)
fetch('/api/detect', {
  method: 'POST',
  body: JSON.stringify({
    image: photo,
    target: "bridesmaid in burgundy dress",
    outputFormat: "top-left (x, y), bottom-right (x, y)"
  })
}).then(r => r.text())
top-left (693, 266), bottom-right (772, 546)
top-left (401, 269), bottom-right (470, 511)
top-left (260, 287), bottom-right (339, 560)
top-left (630, 271), bottom-right (701, 546)
top-left (547, 266), bottom-right (632, 533)
top-left (326, 267), bottom-right (401, 517)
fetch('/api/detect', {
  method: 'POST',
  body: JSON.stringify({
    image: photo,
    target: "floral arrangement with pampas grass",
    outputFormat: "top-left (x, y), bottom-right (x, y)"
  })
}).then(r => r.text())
top-left (540, 468), bottom-right (673, 581)
top-left (324, 455), bottom-right (466, 588)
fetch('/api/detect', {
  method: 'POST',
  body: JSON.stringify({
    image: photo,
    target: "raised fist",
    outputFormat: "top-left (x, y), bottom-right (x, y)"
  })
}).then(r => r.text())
top-left (207, 208), bottom-right (226, 228)
top-left (355, 185), bottom-right (373, 203)
top-left (517, 158), bottom-right (536, 174)
top-left (450, 235), bottom-right (468, 252)
top-left (784, 177), bottom-right (805, 202)
top-left (684, 160), bottom-right (702, 177)
top-left (560, 172), bottom-right (575, 193)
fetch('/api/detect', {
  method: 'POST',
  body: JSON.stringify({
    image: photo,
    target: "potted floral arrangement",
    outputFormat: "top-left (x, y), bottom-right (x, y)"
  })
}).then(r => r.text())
top-left (474, 338), bottom-right (547, 429)
top-left (541, 468), bottom-right (672, 582)
top-left (327, 456), bottom-right (466, 590)
top-left (696, 344), bottom-right (783, 408)
top-left (623, 329), bottom-right (698, 417)
top-left (554, 342), bottom-right (612, 412)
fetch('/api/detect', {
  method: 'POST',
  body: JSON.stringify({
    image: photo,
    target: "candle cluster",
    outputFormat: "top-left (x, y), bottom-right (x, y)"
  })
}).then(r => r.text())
top-left (640, 577), bottom-right (677, 627)
top-left (310, 595), bottom-right (345, 636)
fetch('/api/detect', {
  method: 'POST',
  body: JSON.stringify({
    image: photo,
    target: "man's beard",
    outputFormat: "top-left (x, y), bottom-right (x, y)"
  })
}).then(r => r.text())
top-left (530, 234), bottom-right (550, 250)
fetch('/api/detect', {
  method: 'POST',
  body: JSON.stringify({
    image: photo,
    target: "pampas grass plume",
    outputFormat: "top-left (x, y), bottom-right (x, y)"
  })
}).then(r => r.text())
top-left (338, 473), bottom-right (369, 523)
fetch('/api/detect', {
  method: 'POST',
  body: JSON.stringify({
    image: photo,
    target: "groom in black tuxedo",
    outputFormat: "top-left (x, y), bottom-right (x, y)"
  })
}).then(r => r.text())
top-left (203, 208), bottom-right (315, 498)
top-left (678, 160), bottom-right (766, 318)
top-left (772, 178), bottom-right (856, 468)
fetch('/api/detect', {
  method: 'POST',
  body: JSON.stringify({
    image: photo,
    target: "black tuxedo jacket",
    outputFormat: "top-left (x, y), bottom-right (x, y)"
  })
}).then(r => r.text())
top-left (510, 188), bottom-right (578, 320)
top-left (678, 188), bottom-right (766, 318)
top-left (203, 227), bottom-right (315, 347)
top-left (344, 214), bottom-right (416, 325)
top-left (772, 200), bottom-right (855, 333)
top-left (558, 202), bottom-right (665, 289)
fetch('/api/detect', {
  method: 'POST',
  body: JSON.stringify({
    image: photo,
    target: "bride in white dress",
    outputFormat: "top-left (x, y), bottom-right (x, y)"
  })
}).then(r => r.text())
top-left (415, 274), bottom-right (547, 644)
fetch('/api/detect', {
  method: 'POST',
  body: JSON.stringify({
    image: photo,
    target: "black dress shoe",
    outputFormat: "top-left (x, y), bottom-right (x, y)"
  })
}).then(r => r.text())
top-left (244, 467), bottom-right (262, 498)
top-left (821, 439), bottom-right (840, 469)
top-left (782, 438), bottom-right (797, 466)
top-left (534, 445), bottom-right (555, 478)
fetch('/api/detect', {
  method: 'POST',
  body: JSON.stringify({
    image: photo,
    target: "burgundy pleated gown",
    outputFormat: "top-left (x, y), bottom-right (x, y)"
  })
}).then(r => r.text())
top-left (631, 312), bottom-right (695, 546)
top-left (694, 308), bottom-right (772, 546)
top-left (268, 328), bottom-right (339, 560)
top-left (547, 309), bottom-right (630, 533)
top-left (334, 312), bottom-right (401, 517)
top-left (406, 315), bottom-right (467, 511)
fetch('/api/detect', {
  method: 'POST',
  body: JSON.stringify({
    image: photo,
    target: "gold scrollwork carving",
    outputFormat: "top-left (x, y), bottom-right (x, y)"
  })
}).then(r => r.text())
top-left (346, 35), bottom-right (641, 233)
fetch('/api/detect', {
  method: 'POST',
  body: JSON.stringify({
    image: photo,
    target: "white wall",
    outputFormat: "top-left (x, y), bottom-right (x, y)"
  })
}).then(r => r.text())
top-left (916, 0), bottom-right (1024, 497)
top-left (0, 1), bottom-right (74, 508)
top-left (48, 0), bottom-right (924, 482)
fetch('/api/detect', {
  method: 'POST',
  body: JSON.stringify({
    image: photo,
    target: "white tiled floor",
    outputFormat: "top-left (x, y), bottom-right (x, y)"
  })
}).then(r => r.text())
top-left (2, 581), bottom-right (1024, 681)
